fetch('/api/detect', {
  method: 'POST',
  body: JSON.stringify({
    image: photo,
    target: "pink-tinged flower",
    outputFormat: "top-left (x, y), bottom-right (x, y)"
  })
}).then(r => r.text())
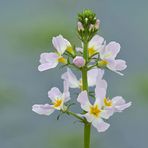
top-left (77, 21), bottom-right (84, 31)
top-left (38, 35), bottom-right (71, 71)
top-left (61, 68), bottom-right (104, 90)
top-left (73, 56), bottom-right (85, 68)
top-left (95, 73), bottom-right (132, 116)
top-left (32, 81), bottom-right (70, 116)
top-left (77, 91), bottom-right (110, 132)
top-left (88, 35), bottom-right (104, 57)
top-left (99, 41), bottom-right (127, 75)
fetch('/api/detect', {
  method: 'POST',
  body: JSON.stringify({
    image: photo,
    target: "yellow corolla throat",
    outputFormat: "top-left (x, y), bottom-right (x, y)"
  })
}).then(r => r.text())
top-left (66, 46), bottom-right (74, 55)
top-left (88, 47), bottom-right (97, 57)
top-left (98, 60), bottom-right (108, 67)
top-left (58, 56), bottom-right (67, 64)
top-left (104, 97), bottom-right (112, 107)
top-left (53, 99), bottom-right (63, 108)
top-left (90, 104), bottom-right (101, 118)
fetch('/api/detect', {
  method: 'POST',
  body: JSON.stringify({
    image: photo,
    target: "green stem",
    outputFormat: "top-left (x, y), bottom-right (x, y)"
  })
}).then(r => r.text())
top-left (82, 41), bottom-right (91, 148)
top-left (67, 111), bottom-right (85, 122)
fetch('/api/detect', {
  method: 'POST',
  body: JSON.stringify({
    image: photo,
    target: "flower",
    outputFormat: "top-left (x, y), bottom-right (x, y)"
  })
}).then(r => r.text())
top-left (77, 73), bottom-right (131, 132)
top-left (61, 68), bottom-right (104, 90)
top-left (88, 35), bottom-right (104, 57)
top-left (103, 96), bottom-right (132, 116)
top-left (77, 90), bottom-right (110, 132)
top-left (38, 35), bottom-right (71, 71)
top-left (32, 81), bottom-right (70, 115)
top-left (99, 41), bottom-right (127, 75)
top-left (73, 56), bottom-right (85, 68)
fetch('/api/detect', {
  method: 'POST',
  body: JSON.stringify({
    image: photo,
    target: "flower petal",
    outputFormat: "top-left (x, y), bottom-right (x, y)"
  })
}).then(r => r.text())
top-left (100, 110), bottom-right (113, 119)
top-left (32, 104), bottom-right (54, 116)
top-left (61, 68), bottom-right (80, 88)
top-left (107, 59), bottom-right (127, 75)
top-left (112, 96), bottom-right (132, 112)
top-left (84, 113), bottom-right (95, 122)
top-left (77, 91), bottom-right (91, 112)
top-left (38, 53), bottom-right (59, 71)
top-left (88, 35), bottom-right (104, 52)
top-left (88, 68), bottom-right (104, 87)
top-left (92, 118), bottom-right (110, 132)
top-left (95, 75), bottom-right (107, 107)
top-left (48, 87), bottom-right (62, 102)
top-left (63, 81), bottom-right (70, 102)
top-left (52, 35), bottom-right (71, 55)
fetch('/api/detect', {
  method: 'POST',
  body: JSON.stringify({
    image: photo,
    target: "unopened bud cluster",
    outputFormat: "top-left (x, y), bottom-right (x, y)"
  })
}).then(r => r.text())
top-left (77, 9), bottom-right (100, 42)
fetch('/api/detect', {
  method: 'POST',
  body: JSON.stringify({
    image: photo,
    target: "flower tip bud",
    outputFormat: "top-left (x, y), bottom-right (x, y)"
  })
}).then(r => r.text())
top-left (77, 21), bottom-right (84, 31)
top-left (73, 56), bottom-right (85, 68)
top-left (95, 19), bottom-right (100, 30)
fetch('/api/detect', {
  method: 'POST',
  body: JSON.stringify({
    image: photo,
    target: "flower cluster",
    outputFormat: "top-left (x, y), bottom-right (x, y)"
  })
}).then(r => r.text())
top-left (32, 10), bottom-right (131, 134)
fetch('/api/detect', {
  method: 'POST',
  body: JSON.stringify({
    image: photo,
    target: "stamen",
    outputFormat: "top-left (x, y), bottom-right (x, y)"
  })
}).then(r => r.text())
top-left (104, 98), bottom-right (112, 107)
top-left (90, 105), bottom-right (101, 117)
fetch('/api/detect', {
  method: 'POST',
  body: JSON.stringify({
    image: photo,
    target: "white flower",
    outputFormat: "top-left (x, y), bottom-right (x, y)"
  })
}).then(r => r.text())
top-left (77, 90), bottom-right (110, 132)
top-left (96, 72), bottom-right (132, 116)
top-left (61, 68), bottom-right (104, 90)
top-left (32, 81), bottom-right (70, 115)
top-left (99, 41), bottom-right (127, 75)
top-left (38, 35), bottom-right (71, 71)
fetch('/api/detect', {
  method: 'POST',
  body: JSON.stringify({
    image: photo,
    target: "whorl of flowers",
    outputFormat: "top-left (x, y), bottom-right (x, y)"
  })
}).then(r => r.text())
top-left (32, 9), bottom-right (131, 148)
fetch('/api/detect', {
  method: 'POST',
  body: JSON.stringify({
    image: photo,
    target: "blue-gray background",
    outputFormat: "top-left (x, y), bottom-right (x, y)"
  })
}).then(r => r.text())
top-left (0, 0), bottom-right (148, 148)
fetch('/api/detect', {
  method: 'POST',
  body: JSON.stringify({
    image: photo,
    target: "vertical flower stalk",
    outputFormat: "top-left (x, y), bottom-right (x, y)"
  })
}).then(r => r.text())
top-left (77, 9), bottom-right (99, 148)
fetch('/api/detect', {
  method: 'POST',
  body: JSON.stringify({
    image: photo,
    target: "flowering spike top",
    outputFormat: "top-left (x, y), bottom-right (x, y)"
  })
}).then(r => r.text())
top-left (33, 9), bottom-right (131, 146)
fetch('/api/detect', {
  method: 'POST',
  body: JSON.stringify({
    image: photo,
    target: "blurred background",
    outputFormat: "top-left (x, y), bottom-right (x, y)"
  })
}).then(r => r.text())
top-left (0, 0), bottom-right (148, 148)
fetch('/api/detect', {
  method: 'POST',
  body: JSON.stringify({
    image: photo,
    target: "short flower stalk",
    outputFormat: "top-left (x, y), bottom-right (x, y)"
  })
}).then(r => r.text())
top-left (32, 9), bottom-right (132, 148)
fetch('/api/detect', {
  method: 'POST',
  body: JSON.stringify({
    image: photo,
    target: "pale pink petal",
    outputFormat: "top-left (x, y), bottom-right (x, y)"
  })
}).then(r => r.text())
top-left (38, 53), bottom-right (58, 71)
top-left (84, 113), bottom-right (95, 122)
top-left (105, 41), bottom-right (120, 59)
top-left (32, 104), bottom-right (54, 116)
top-left (63, 81), bottom-right (70, 102)
top-left (115, 102), bottom-right (132, 111)
top-left (48, 87), bottom-right (62, 102)
top-left (89, 35), bottom-right (104, 52)
top-left (107, 59), bottom-right (127, 76)
top-left (52, 35), bottom-right (71, 55)
top-left (92, 118), bottom-right (110, 132)
top-left (61, 68), bottom-right (80, 88)
top-left (77, 91), bottom-right (91, 112)
top-left (87, 69), bottom-right (98, 87)
top-left (112, 96), bottom-right (132, 112)
top-left (100, 110), bottom-right (113, 119)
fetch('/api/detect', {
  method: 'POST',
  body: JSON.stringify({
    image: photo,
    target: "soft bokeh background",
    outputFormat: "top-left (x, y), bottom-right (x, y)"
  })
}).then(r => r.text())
top-left (0, 0), bottom-right (148, 148)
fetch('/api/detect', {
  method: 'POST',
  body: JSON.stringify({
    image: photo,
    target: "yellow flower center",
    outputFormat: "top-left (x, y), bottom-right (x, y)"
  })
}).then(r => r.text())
top-left (98, 60), bottom-right (108, 67)
top-left (66, 46), bottom-right (74, 55)
top-left (54, 99), bottom-right (62, 108)
top-left (58, 57), bottom-right (67, 64)
top-left (90, 105), bottom-right (101, 117)
top-left (88, 47), bottom-right (97, 57)
top-left (104, 97), bottom-right (112, 107)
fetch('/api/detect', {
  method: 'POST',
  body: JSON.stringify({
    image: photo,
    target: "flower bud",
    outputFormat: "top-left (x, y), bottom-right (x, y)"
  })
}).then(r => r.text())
top-left (73, 56), bottom-right (85, 68)
top-left (95, 19), bottom-right (100, 30)
top-left (77, 21), bottom-right (84, 31)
